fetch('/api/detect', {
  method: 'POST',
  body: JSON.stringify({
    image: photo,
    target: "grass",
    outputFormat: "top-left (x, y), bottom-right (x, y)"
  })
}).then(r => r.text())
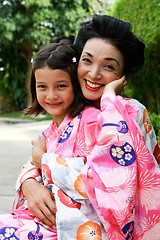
top-left (0, 111), bottom-right (53, 121)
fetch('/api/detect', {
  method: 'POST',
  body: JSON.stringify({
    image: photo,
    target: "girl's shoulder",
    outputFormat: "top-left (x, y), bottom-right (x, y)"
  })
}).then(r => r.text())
top-left (43, 120), bottom-right (56, 138)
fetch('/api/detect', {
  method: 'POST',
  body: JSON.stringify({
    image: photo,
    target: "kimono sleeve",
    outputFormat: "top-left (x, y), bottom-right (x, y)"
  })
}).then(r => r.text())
top-left (41, 153), bottom-right (88, 201)
top-left (12, 157), bottom-right (42, 210)
top-left (129, 98), bottom-right (160, 165)
top-left (81, 92), bottom-right (160, 239)
top-left (81, 92), bottom-right (139, 239)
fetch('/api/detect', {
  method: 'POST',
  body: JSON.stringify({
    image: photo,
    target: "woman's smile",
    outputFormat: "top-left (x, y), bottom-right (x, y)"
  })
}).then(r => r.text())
top-left (85, 79), bottom-right (104, 91)
top-left (78, 38), bottom-right (124, 103)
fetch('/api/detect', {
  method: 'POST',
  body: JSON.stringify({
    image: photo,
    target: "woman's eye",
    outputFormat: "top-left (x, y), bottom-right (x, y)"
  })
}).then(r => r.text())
top-left (82, 58), bottom-right (91, 64)
top-left (104, 64), bottom-right (114, 70)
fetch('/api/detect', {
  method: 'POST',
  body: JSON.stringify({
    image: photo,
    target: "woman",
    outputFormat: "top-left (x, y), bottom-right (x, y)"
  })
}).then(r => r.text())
top-left (13, 14), bottom-right (160, 238)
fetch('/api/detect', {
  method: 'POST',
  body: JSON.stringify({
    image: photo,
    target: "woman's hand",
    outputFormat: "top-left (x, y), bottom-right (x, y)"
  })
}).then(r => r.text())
top-left (31, 134), bottom-right (47, 169)
top-left (104, 75), bottom-right (127, 96)
top-left (21, 178), bottom-right (56, 227)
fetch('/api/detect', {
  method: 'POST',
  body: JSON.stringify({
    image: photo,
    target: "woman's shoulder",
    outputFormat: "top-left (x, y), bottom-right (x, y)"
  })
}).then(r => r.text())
top-left (83, 106), bottom-right (100, 117)
top-left (127, 98), bottom-right (147, 111)
top-left (79, 106), bottom-right (100, 125)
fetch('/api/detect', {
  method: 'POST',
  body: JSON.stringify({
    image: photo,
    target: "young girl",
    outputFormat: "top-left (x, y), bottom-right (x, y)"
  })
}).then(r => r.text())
top-left (0, 40), bottom-right (126, 239)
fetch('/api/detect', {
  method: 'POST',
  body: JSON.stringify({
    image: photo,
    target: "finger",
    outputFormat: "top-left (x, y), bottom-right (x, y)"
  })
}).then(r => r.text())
top-left (45, 205), bottom-right (56, 226)
top-left (40, 203), bottom-right (56, 226)
top-left (121, 75), bottom-right (125, 81)
top-left (39, 134), bottom-right (46, 140)
top-left (123, 79), bottom-right (127, 86)
top-left (46, 194), bottom-right (57, 218)
top-left (32, 207), bottom-right (55, 227)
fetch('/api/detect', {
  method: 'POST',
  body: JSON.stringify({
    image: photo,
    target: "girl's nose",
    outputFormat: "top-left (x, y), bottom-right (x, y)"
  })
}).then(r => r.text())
top-left (47, 90), bottom-right (58, 100)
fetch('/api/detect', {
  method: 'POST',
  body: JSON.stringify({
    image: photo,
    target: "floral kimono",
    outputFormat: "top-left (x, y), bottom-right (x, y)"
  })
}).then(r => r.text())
top-left (0, 106), bottom-right (110, 239)
top-left (0, 92), bottom-right (159, 240)
top-left (81, 93), bottom-right (160, 239)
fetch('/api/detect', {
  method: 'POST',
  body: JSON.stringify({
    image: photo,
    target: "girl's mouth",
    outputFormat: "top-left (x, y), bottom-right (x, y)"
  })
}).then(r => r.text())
top-left (47, 102), bottom-right (62, 107)
top-left (85, 79), bottom-right (104, 90)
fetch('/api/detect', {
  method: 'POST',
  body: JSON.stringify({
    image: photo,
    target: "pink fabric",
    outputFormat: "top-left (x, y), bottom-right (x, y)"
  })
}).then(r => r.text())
top-left (0, 204), bottom-right (57, 239)
top-left (82, 93), bottom-right (160, 239)
top-left (8, 92), bottom-right (160, 239)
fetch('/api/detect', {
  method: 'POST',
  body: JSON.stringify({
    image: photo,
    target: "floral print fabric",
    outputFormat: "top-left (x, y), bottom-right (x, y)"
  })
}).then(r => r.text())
top-left (0, 92), bottom-right (159, 240)
top-left (82, 93), bottom-right (160, 239)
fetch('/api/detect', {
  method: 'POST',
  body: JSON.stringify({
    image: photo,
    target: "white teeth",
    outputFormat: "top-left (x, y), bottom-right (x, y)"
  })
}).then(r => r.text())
top-left (86, 80), bottom-right (101, 88)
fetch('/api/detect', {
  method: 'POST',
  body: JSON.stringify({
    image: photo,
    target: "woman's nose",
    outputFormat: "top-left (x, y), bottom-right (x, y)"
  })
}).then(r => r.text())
top-left (88, 66), bottom-right (102, 80)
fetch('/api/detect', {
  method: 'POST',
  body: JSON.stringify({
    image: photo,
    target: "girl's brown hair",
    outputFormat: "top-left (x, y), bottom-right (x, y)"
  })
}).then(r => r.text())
top-left (24, 40), bottom-right (92, 118)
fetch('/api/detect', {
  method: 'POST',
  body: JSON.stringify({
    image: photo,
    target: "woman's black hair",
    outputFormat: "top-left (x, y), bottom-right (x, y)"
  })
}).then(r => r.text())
top-left (24, 39), bottom-right (92, 117)
top-left (73, 14), bottom-right (145, 75)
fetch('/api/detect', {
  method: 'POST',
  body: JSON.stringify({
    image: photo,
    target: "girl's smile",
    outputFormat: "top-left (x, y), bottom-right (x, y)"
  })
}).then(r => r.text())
top-left (35, 67), bottom-right (74, 126)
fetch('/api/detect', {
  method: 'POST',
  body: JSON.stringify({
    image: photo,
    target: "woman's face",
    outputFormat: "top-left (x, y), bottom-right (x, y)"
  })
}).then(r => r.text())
top-left (78, 38), bottom-right (124, 108)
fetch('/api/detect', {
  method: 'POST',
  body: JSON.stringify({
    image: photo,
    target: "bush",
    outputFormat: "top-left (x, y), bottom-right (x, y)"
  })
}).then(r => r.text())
top-left (111, 0), bottom-right (160, 114)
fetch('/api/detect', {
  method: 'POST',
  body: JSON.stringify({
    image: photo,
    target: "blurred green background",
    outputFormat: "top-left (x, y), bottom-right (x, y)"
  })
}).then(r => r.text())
top-left (0, 0), bottom-right (159, 141)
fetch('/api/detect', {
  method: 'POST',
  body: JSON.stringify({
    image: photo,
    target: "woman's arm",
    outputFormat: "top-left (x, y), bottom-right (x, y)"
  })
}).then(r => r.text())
top-left (81, 82), bottom-right (160, 239)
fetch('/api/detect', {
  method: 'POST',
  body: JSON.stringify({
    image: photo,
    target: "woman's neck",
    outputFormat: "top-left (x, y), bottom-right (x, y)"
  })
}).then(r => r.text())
top-left (92, 100), bottom-right (100, 109)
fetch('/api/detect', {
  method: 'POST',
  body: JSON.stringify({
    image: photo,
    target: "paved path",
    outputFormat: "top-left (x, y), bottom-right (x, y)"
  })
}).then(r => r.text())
top-left (0, 119), bottom-right (51, 214)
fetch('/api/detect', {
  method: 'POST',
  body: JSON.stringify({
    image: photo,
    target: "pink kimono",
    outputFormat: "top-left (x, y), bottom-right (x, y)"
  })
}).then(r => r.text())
top-left (0, 92), bottom-right (160, 240)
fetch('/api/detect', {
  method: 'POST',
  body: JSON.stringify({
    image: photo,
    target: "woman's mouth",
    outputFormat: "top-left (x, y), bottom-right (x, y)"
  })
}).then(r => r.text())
top-left (85, 79), bottom-right (104, 90)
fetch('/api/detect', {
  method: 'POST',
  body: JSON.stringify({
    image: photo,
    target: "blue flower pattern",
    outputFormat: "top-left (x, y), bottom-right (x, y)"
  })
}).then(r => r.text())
top-left (110, 142), bottom-right (136, 166)
top-left (58, 123), bottom-right (73, 143)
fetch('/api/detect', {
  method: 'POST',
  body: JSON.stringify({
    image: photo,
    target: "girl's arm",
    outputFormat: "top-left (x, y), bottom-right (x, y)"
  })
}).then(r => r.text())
top-left (13, 158), bottom-right (42, 210)
top-left (13, 133), bottom-right (47, 207)
top-left (13, 135), bottom-right (56, 227)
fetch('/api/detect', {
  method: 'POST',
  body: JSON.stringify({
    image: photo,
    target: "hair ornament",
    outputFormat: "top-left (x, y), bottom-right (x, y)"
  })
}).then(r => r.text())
top-left (72, 57), bottom-right (77, 63)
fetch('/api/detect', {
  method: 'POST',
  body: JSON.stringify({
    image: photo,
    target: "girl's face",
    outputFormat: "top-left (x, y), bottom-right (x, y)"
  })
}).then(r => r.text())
top-left (35, 66), bottom-right (74, 126)
top-left (78, 38), bottom-right (124, 108)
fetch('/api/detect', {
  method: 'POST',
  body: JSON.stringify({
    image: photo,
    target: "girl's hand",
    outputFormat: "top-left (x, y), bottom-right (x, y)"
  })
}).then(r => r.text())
top-left (21, 178), bottom-right (56, 227)
top-left (104, 75), bottom-right (127, 96)
top-left (31, 134), bottom-right (47, 169)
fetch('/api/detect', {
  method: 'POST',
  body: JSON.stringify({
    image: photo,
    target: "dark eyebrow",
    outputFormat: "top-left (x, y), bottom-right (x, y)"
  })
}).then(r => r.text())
top-left (105, 58), bottom-right (120, 66)
top-left (83, 52), bottom-right (120, 66)
top-left (83, 52), bottom-right (93, 57)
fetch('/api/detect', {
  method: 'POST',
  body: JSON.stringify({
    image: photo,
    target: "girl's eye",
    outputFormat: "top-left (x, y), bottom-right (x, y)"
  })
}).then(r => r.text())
top-left (37, 85), bottom-right (46, 89)
top-left (58, 84), bottom-right (67, 89)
